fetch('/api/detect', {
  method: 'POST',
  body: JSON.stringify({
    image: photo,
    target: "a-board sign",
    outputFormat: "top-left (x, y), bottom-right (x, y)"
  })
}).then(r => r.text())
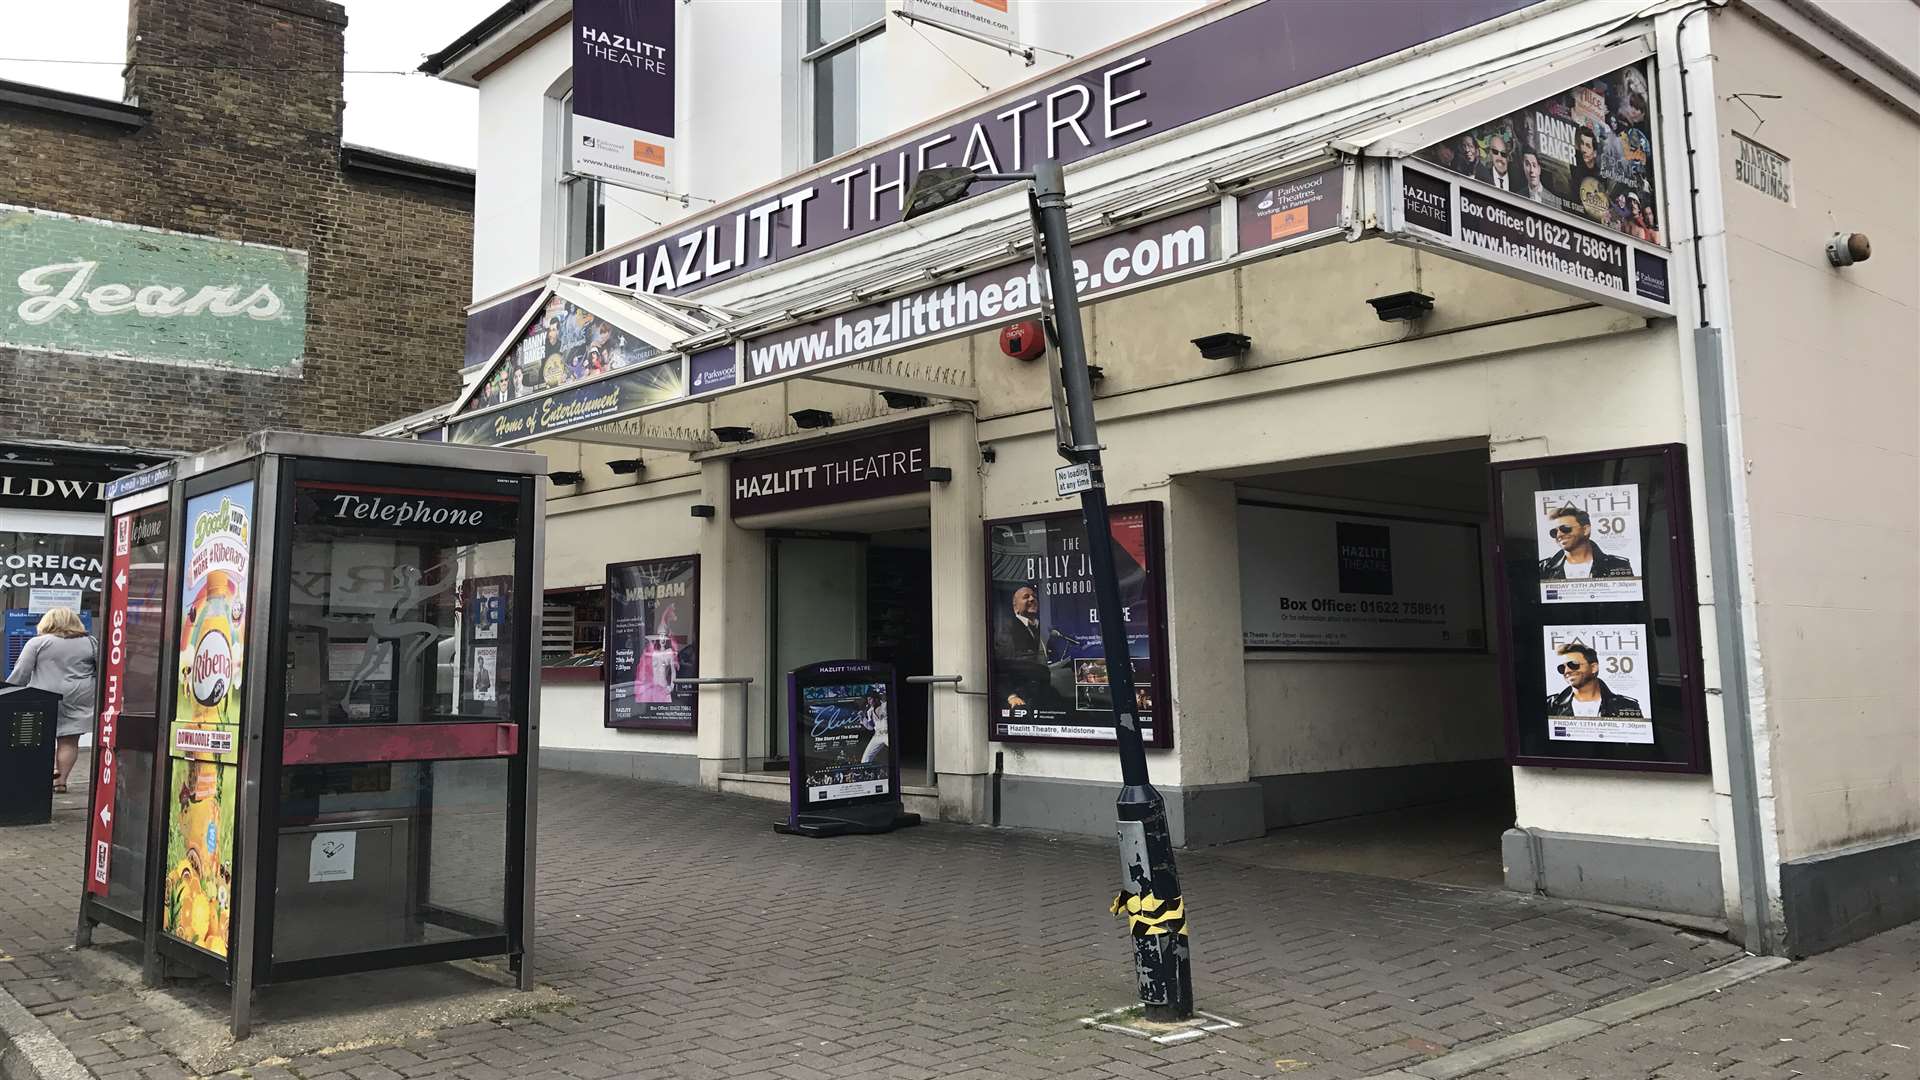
top-left (787, 660), bottom-right (900, 814)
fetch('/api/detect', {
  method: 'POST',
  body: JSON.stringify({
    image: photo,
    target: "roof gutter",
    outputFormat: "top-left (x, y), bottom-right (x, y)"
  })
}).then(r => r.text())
top-left (420, 0), bottom-right (540, 77)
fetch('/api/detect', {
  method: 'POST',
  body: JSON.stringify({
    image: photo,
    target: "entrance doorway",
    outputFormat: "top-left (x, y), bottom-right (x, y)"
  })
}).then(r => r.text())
top-left (1223, 447), bottom-right (1513, 888)
top-left (767, 526), bottom-right (934, 786)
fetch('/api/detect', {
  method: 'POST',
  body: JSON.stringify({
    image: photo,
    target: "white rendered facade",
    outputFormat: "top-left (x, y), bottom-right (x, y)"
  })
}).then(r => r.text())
top-left (415, 0), bottom-right (1920, 957)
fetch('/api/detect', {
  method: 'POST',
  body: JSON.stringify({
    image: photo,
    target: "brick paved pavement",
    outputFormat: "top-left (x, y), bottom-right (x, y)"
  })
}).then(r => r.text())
top-left (3, 765), bottom-right (1750, 1079)
top-left (1483, 922), bottom-right (1918, 1080)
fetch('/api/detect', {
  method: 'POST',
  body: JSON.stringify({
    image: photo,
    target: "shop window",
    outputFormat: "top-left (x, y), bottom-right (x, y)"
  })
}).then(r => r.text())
top-left (543, 586), bottom-right (605, 672)
top-left (804, 0), bottom-right (886, 162)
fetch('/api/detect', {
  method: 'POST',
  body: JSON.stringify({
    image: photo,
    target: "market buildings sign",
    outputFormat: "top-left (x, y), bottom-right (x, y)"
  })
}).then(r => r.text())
top-left (1, 205), bottom-right (308, 374)
top-left (463, 0), bottom-right (1543, 369)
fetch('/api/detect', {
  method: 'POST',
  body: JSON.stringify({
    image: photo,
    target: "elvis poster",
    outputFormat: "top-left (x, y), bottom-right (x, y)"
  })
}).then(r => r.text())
top-left (795, 678), bottom-right (893, 804)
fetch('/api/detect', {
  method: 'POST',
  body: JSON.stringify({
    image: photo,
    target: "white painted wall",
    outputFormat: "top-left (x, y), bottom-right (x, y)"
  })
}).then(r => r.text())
top-left (1712, 9), bottom-right (1920, 862)
top-left (535, 460), bottom-right (703, 758)
top-left (1245, 655), bottom-right (1504, 777)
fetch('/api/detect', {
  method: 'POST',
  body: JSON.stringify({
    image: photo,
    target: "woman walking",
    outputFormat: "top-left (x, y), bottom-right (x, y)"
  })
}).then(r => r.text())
top-left (6, 607), bottom-right (97, 793)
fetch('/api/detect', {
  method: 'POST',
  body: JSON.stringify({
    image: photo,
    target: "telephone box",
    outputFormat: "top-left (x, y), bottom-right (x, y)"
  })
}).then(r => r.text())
top-left (74, 432), bottom-right (546, 1038)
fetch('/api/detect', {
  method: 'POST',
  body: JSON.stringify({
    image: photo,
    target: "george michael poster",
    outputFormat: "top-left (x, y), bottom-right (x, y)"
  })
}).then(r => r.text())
top-left (1542, 623), bottom-right (1653, 744)
top-left (1534, 483), bottom-right (1644, 604)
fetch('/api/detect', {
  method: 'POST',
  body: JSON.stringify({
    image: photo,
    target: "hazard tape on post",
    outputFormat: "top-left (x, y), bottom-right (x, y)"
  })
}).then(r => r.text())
top-left (1110, 890), bottom-right (1188, 936)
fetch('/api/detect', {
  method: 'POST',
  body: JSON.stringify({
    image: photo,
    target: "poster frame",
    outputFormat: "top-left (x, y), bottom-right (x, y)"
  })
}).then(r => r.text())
top-left (1237, 499), bottom-right (1490, 655)
top-left (980, 500), bottom-right (1174, 750)
top-left (785, 659), bottom-right (902, 821)
top-left (149, 461), bottom-right (259, 982)
top-left (1488, 443), bottom-right (1709, 773)
top-left (76, 484), bottom-right (178, 943)
top-left (603, 554), bottom-right (700, 733)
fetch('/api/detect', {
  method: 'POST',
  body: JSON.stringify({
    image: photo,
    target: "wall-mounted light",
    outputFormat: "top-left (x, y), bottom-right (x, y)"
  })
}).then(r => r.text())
top-left (980, 445), bottom-right (997, 464)
top-left (711, 426), bottom-right (755, 443)
top-left (606, 458), bottom-right (644, 476)
top-left (1366, 291), bottom-right (1435, 322)
top-left (1826, 232), bottom-right (1871, 267)
top-left (547, 470), bottom-right (585, 486)
top-left (790, 408), bottom-right (834, 429)
top-left (926, 466), bottom-right (953, 483)
top-left (690, 504), bottom-right (716, 518)
top-left (1086, 365), bottom-right (1106, 384)
top-left (1190, 332), bottom-right (1251, 360)
top-left (880, 390), bottom-right (928, 409)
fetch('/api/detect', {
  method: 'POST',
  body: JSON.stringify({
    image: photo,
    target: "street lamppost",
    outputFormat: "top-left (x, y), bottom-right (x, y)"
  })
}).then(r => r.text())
top-left (905, 161), bottom-right (1194, 1020)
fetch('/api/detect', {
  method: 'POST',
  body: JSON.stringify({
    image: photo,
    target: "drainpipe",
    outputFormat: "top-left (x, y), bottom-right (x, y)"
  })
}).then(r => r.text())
top-left (1669, 0), bottom-right (1778, 956)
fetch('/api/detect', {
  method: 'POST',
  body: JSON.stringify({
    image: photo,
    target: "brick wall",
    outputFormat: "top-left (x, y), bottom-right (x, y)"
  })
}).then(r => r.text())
top-left (0, 0), bottom-right (472, 453)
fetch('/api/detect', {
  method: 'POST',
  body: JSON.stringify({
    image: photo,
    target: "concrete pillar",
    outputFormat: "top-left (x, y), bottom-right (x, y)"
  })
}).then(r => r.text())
top-left (694, 456), bottom-right (768, 788)
top-left (1163, 476), bottom-right (1263, 846)
top-left (927, 412), bottom-right (990, 822)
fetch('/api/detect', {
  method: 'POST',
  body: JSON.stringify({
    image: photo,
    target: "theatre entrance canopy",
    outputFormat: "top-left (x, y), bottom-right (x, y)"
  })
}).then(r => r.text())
top-left (388, 27), bottom-right (1678, 456)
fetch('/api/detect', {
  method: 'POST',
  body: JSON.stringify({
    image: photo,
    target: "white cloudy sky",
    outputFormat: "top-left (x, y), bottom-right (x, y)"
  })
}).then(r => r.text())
top-left (0, 0), bottom-right (496, 168)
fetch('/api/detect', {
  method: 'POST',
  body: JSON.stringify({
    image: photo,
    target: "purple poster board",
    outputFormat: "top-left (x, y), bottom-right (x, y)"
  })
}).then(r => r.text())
top-left (984, 502), bottom-right (1172, 748)
top-left (605, 556), bottom-right (699, 731)
top-left (786, 660), bottom-right (900, 823)
top-left (572, 0), bottom-right (676, 193)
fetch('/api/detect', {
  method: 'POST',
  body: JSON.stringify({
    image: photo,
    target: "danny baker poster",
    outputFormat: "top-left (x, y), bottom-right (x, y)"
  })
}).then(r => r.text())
top-left (985, 503), bottom-right (1168, 746)
top-left (605, 556), bottom-right (698, 731)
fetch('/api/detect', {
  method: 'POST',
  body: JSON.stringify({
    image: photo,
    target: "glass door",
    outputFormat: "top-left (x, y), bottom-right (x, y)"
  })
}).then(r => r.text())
top-left (768, 535), bottom-right (865, 763)
top-left (257, 460), bottom-right (532, 978)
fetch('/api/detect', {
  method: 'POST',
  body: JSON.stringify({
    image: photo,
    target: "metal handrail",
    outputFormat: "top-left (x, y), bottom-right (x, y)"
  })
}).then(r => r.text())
top-left (675, 676), bottom-right (754, 773)
top-left (902, 674), bottom-right (983, 780)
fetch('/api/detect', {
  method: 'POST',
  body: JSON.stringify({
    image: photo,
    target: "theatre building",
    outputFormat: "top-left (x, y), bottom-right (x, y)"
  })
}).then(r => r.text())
top-left (396, 0), bottom-right (1917, 957)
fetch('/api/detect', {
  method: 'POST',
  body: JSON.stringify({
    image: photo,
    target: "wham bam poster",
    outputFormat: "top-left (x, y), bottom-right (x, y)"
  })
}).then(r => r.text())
top-left (606, 556), bottom-right (699, 731)
top-left (1535, 483), bottom-right (1642, 603)
top-left (161, 481), bottom-right (253, 957)
top-left (1543, 623), bottom-right (1652, 745)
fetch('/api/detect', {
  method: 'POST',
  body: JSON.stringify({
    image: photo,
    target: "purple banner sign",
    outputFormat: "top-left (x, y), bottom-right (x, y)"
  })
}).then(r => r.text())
top-left (464, 0), bottom-right (1542, 369)
top-left (1236, 165), bottom-right (1344, 254)
top-left (572, 0), bottom-right (676, 194)
top-left (744, 207), bottom-right (1214, 385)
top-left (730, 425), bottom-right (929, 517)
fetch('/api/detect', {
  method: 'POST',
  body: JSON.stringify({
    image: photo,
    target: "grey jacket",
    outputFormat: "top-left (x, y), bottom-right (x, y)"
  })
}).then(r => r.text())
top-left (8, 633), bottom-right (98, 737)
